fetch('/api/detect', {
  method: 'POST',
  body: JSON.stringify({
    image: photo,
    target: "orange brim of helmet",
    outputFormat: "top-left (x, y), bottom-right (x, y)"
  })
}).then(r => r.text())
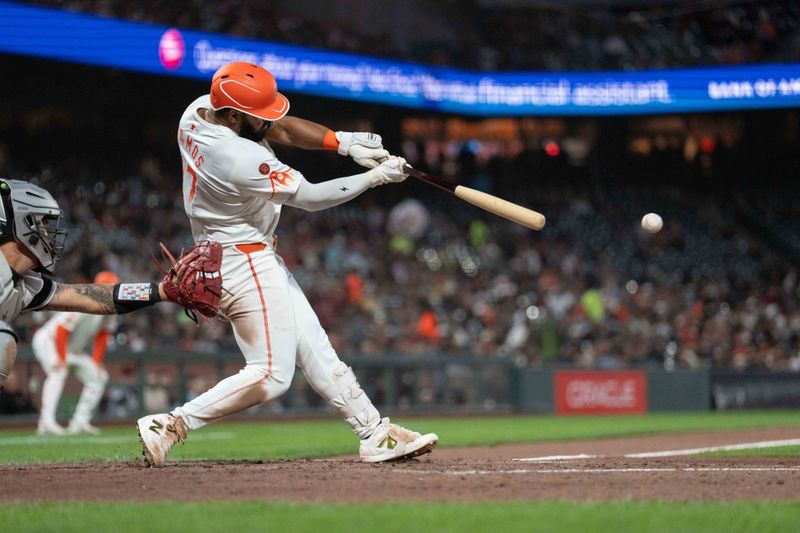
top-left (248, 92), bottom-right (290, 121)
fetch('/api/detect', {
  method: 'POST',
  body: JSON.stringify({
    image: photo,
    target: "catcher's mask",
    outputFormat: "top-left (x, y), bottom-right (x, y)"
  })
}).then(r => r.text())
top-left (0, 179), bottom-right (68, 274)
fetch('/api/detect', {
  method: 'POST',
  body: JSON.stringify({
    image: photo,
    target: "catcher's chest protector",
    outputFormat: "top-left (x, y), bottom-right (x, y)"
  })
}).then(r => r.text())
top-left (0, 253), bottom-right (53, 325)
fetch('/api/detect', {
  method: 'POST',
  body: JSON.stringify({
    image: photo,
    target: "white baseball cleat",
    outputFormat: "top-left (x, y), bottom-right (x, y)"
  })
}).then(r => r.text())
top-left (136, 413), bottom-right (188, 468)
top-left (36, 422), bottom-right (67, 436)
top-left (66, 421), bottom-right (101, 435)
top-left (359, 417), bottom-right (438, 463)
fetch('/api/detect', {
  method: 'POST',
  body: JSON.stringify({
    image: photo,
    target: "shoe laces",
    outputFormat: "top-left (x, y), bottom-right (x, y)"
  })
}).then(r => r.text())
top-left (378, 417), bottom-right (421, 444)
top-left (165, 416), bottom-right (188, 445)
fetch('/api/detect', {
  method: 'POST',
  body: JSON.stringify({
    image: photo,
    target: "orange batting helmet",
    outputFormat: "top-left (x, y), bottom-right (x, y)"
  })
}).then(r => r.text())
top-left (94, 271), bottom-right (120, 285)
top-left (210, 62), bottom-right (290, 121)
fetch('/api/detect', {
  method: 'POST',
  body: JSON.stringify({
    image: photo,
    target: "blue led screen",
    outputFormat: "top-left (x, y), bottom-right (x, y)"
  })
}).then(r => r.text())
top-left (2, 1), bottom-right (800, 116)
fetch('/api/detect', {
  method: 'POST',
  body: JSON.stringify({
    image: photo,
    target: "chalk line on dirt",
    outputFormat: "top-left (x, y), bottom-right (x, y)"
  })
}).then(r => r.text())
top-left (624, 438), bottom-right (800, 458)
top-left (397, 466), bottom-right (800, 476)
top-left (512, 438), bottom-right (800, 462)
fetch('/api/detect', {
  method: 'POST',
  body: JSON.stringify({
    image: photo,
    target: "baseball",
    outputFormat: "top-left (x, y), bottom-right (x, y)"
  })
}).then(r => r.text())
top-left (641, 212), bottom-right (663, 234)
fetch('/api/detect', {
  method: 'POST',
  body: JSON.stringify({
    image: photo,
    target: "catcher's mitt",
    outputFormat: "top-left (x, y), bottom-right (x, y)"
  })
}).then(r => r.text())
top-left (156, 240), bottom-right (223, 321)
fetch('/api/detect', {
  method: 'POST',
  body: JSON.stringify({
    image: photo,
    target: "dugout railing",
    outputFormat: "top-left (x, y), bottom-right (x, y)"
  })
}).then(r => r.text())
top-left (4, 349), bottom-right (797, 423)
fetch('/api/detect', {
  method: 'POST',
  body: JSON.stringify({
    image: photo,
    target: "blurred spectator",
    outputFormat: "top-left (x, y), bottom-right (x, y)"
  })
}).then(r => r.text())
top-left (416, 302), bottom-right (441, 344)
top-left (345, 269), bottom-right (364, 305)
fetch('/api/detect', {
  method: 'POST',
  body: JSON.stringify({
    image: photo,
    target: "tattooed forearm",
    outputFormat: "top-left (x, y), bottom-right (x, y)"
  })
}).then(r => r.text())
top-left (46, 284), bottom-right (116, 314)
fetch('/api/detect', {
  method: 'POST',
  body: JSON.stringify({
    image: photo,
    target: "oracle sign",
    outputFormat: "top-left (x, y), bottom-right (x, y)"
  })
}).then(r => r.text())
top-left (555, 371), bottom-right (647, 414)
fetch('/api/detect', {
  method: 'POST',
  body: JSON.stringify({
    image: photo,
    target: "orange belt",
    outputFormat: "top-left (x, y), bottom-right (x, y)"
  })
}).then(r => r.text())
top-left (235, 236), bottom-right (277, 254)
top-left (235, 243), bottom-right (265, 253)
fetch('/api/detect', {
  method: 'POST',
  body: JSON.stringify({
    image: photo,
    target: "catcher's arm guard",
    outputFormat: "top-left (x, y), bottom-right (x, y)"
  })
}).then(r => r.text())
top-left (155, 240), bottom-right (224, 322)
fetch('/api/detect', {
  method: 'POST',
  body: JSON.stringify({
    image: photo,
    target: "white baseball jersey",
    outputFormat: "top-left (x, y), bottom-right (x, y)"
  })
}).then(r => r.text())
top-left (178, 95), bottom-right (302, 245)
top-left (35, 312), bottom-right (118, 355)
top-left (0, 252), bottom-right (57, 337)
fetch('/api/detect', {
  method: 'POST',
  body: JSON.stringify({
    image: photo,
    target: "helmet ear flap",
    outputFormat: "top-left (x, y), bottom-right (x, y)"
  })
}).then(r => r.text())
top-left (25, 216), bottom-right (40, 246)
top-left (0, 181), bottom-right (12, 235)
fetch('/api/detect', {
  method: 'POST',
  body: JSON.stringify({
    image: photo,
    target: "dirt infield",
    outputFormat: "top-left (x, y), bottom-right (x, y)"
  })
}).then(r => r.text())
top-left (2, 427), bottom-right (799, 503)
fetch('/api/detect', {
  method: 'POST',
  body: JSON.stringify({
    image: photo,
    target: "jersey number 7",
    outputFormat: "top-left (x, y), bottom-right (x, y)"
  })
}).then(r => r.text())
top-left (186, 164), bottom-right (198, 203)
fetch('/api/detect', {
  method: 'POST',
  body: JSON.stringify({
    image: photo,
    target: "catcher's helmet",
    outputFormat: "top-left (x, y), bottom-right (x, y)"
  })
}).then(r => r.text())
top-left (0, 179), bottom-right (68, 274)
top-left (210, 62), bottom-right (290, 121)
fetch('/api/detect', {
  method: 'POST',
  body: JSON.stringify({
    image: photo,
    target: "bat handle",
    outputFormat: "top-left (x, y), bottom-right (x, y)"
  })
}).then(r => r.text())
top-left (404, 165), bottom-right (457, 193)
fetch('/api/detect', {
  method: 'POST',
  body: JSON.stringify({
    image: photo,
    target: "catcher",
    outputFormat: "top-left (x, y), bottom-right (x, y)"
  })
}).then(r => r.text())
top-left (0, 179), bottom-right (222, 396)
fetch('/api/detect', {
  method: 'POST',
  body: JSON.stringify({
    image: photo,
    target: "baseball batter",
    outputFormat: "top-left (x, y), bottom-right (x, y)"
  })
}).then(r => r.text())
top-left (136, 62), bottom-right (438, 466)
top-left (0, 179), bottom-right (223, 404)
top-left (33, 271), bottom-right (121, 435)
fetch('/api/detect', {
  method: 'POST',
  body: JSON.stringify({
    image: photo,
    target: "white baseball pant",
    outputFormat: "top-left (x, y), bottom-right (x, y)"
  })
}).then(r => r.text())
top-left (32, 332), bottom-right (109, 428)
top-left (172, 244), bottom-right (380, 439)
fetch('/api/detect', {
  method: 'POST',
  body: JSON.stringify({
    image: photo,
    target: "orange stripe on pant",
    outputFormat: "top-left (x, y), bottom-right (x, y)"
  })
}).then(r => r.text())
top-left (54, 325), bottom-right (69, 363)
top-left (236, 243), bottom-right (273, 373)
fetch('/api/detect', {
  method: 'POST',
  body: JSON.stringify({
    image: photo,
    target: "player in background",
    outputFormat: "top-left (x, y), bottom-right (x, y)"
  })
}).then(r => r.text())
top-left (33, 271), bottom-right (121, 436)
top-left (0, 179), bottom-right (220, 398)
top-left (137, 62), bottom-right (438, 467)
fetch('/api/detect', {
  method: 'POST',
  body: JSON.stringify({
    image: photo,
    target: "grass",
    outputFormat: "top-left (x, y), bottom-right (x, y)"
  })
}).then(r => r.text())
top-left (0, 410), bottom-right (797, 465)
top-left (703, 445), bottom-right (800, 458)
top-left (2, 501), bottom-right (799, 533)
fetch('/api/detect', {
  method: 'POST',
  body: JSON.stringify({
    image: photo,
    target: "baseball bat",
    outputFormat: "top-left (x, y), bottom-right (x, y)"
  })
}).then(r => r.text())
top-left (403, 165), bottom-right (546, 231)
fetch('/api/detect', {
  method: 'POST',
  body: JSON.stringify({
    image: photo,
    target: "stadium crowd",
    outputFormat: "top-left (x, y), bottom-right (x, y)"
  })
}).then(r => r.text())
top-left (29, 0), bottom-right (800, 71)
top-left (2, 106), bottom-right (800, 375)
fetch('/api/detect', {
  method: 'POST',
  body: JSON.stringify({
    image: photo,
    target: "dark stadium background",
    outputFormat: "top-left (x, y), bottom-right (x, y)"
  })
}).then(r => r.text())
top-left (2, 0), bottom-right (800, 418)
